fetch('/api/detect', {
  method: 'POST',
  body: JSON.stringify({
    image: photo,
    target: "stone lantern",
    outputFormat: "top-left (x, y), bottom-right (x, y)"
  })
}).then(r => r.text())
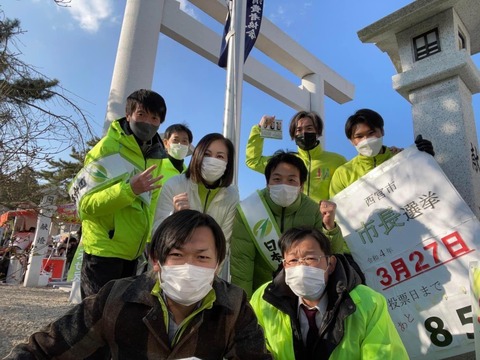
top-left (358, 0), bottom-right (480, 219)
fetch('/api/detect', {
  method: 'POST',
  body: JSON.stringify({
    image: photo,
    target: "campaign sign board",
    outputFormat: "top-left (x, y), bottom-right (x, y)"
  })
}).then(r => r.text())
top-left (332, 146), bottom-right (479, 359)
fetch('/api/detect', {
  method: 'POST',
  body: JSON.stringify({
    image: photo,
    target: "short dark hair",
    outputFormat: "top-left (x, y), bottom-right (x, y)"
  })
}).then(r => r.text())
top-left (288, 111), bottom-right (324, 139)
top-left (125, 89), bottom-right (167, 124)
top-left (279, 227), bottom-right (332, 256)
top-left (150, 209), bottom-right (226, 265)
top-left (164, 123), bottom-right (193, 143)
top-left (185, 133), bottom-right (235, 187)
top-left (345, 108), bottom-right (384, 139)
top-left (264, 150), bottom-right (308, 185)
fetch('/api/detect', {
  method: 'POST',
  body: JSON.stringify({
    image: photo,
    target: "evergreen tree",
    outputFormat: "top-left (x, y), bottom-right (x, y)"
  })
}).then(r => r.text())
top-left (0, 166), bottom-right (42, 208)
top-left (38, 137), bottom-right (100, 203)
top-left (0, 11), bottom-right (95, 210)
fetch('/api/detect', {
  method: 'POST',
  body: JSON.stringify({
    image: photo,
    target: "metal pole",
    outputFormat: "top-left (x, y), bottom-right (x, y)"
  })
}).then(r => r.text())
top-left (222, 0), bottom-right (246, 186)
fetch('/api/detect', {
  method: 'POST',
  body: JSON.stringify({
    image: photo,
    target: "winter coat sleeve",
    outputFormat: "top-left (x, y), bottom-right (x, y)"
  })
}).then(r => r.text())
top-left (245, 125), bottom-right (272, 174)
top-left (357, 289), bottom-right (408, 359)
top-left (230, 209), bottom-right (257, 298)
top-left (80, 179), bottom-right (138, 217)
top-left (224, 287), bottom-right (273, 359)
top-left (76, 138), bottom-right (140, 218)
top-left (152, 177), bottom-right (177, 234)
top-left (219, 187), bottom-right (240, 250)
top-left (329, 165), bottom-right (348, 199)
top-left (332, 286), bottom-right (409, 359)
top-left (321, 225), bottom-right (344, 254)
top-left (312, 205), bottom-right (345, 255)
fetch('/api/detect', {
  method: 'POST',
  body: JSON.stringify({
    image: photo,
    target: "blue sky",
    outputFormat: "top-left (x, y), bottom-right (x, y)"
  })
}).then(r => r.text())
top-left (2, 0), bottom-right (480, 199)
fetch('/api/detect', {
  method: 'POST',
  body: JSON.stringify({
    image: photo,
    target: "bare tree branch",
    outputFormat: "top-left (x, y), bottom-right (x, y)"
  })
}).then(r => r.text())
top-left (0, 11), bottom-right (95, 208)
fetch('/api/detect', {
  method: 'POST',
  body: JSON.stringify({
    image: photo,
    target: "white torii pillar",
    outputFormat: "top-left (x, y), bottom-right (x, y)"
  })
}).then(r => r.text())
top-left (104, 0), bottom-right (165, 132)
top-left (104, 0), bottom-right (354, 136)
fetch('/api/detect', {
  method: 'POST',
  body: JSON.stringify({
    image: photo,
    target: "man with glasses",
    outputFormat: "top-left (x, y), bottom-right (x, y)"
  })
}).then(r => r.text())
top-left (250, 227), bottom-right (408, 359)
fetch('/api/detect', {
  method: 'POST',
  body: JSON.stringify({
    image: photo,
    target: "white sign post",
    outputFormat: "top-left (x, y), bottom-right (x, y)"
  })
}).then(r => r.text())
top-left (24, 195), bottom-right (57, 287)
top-left (333, 147), bottom-right (479, 359)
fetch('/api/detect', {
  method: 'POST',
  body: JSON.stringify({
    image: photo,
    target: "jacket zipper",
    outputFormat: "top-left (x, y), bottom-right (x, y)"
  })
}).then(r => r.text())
top-left (280, 207), bottom-right (286, 232)
top-left (135, 158), bottom-right (150, 258)
top-left (307, 151), bottom-right (312, 196)
top-left (203, 189), bottom-right (211, 213)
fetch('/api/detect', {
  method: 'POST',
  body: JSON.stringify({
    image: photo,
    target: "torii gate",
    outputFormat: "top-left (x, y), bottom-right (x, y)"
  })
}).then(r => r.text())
top-left (104, 0), bottom-right (354, 179)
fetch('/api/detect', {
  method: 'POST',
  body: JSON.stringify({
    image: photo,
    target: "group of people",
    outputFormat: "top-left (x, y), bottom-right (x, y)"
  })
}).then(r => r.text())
top-left (5, 89), bottom-right (435, 359)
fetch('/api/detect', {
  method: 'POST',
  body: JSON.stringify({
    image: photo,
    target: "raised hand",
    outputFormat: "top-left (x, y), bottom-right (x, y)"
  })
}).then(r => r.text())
top-left (130, 165), bottom-right (163, 195)
top-left (259, 115), bottom-right (275, 128)
top-left (320, 200), bottom-right (337, 230)
top-left (173, 192), bottom-right (190, 212)
top-left (415, 134), bottom-right (435, 156)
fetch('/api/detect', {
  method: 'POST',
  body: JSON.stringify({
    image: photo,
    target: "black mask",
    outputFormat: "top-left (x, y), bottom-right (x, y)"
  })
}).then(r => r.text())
top-left (295, 132), bottom-right (318, 151)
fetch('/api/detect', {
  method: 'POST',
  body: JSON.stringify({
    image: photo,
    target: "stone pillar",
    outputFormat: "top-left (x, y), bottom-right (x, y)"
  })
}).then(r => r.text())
top-left (104, 0), bottom-right (165, 133)
top-left (409, 77), bottom-right (480, 217)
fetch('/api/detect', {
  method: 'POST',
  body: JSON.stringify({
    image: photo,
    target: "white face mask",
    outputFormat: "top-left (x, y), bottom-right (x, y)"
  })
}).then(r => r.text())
top-left (285, 265), bottom-right (326, 301)
top-left (201, 157), bottom-right (227, 183)
top-left (269, 184), bottom-right (300, 208)
top-left (168, 143), bottom-right (189, 160)
top-left (355, 136), bottom-right (383, 157)
top-left (159, 263), bottom-right (215, 306)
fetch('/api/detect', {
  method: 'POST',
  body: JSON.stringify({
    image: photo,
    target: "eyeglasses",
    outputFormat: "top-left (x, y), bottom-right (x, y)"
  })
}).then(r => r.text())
top-left (282, 255), bottom-right (329, 267)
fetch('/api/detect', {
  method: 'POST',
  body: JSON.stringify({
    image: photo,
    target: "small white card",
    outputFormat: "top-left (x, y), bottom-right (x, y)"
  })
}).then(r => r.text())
top-left (260, 120), bottom-right (283, 139)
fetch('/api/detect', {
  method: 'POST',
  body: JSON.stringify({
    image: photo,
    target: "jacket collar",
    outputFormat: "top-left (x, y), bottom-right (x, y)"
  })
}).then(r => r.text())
top-left (122, 273), bottom-right (236, 313)
top-left (296, 142), bottom-right (324, 158)
top-left (355, 146), bottom-right (392, 164)
top-left (263, 254), bottom-right (362, 312)
top-left (112, 117), bottom-right (166, 159)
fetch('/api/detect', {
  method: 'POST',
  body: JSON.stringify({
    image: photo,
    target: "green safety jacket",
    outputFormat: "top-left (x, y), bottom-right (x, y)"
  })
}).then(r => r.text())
top-left (250, 254), bottom-right (409, 360)
top-left (329, 147), bottom-right (394, 198)
top-left (245, 125), bottom-right (347, 203)
top-left (329, 147), bottom-right (394, 254)
top-left (158, 156), bottom-right (187, 188)
top-left (231, 188), bottom-right (344, 298)
top-left (76, 118), bottom-right (165, 260)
